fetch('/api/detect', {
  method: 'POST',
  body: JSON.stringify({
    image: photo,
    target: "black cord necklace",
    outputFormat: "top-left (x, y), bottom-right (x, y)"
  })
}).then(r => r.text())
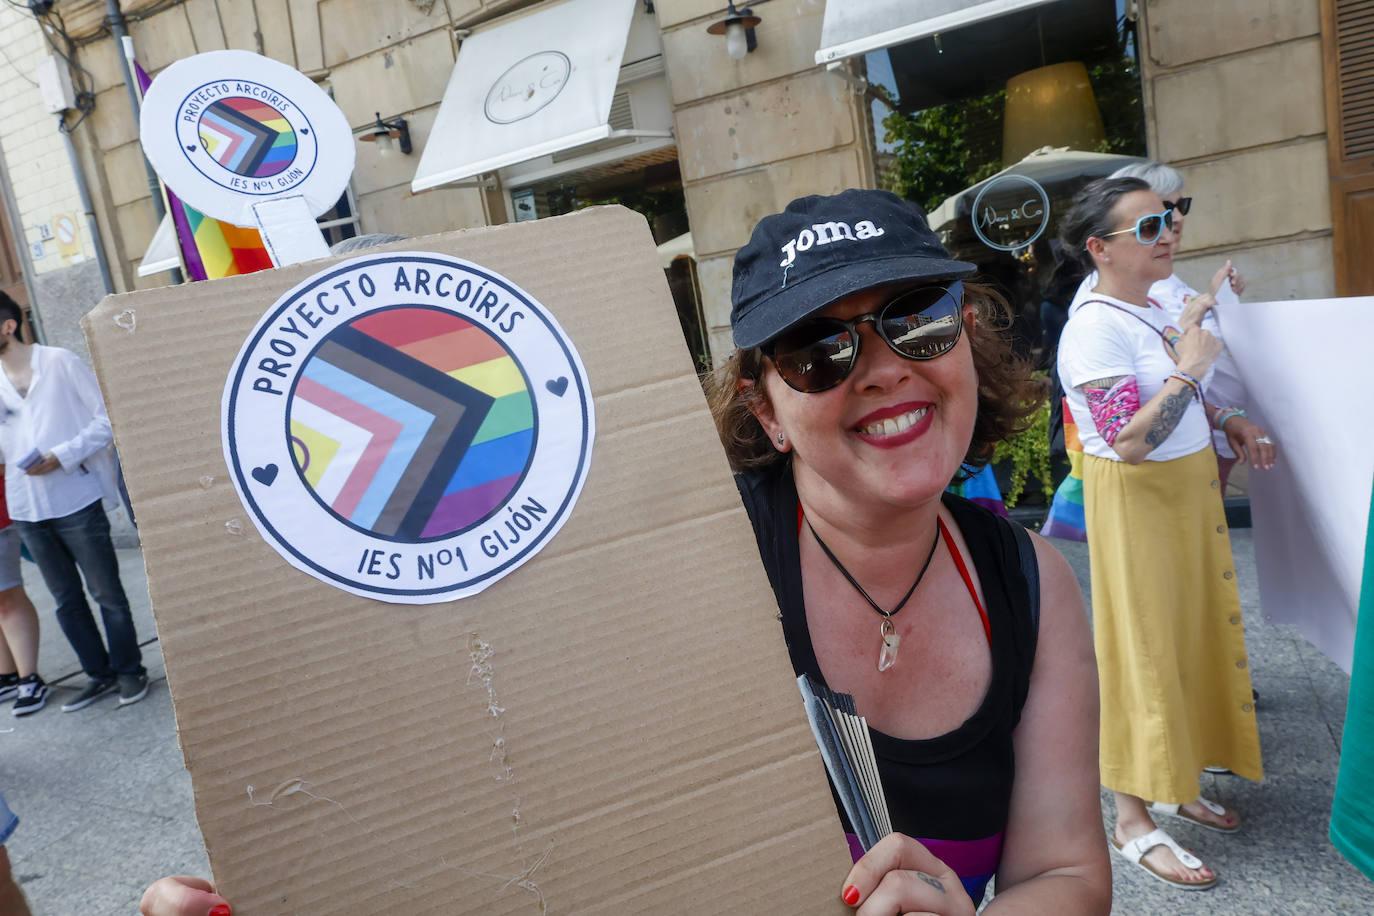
top-left (807, 520), bottom-right (942, 672)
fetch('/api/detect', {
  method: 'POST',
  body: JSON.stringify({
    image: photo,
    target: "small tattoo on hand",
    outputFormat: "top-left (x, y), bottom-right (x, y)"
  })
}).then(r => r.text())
top-left (914, 871), bottom-right (945, 894)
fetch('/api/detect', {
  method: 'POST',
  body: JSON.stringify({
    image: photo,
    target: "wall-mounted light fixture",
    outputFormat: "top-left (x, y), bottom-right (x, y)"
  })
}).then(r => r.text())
top-left (707, 2), bottom-right (760, 60)
top-left (356, 112), bottom-right (412, 156)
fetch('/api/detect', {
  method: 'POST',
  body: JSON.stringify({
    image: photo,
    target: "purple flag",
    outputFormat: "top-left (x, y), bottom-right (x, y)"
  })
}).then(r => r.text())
top-left (134, 60), bottom-right (207, 281)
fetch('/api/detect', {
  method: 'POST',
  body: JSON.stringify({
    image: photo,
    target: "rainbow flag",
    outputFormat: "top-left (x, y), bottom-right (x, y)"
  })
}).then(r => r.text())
top-left (289, 308), bottom-right (535, 540)
top-left (948, 463), bottom-right (1008, 517)
top-left (134, 62), bottom-right (273, 281)
top-left (1040, 398), bottom-right (1086, 541)
top-left (180, 206), bottom-right (273, 279)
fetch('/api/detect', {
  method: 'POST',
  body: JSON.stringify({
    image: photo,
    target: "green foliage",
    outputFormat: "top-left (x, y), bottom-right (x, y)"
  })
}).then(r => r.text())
top-left (992, 397), bottom-right (1055, 508)
top-left (881, 91), bottom-right (1005, 214)
top-left (881, 38), bottom-right (1147, 212)
top-left (1087, 52), bottom-right (1147, 158)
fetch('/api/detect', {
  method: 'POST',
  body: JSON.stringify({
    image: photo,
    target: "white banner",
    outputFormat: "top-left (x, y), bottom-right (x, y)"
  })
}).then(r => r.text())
top-left (1216, 296), bottom-right (1374, 672)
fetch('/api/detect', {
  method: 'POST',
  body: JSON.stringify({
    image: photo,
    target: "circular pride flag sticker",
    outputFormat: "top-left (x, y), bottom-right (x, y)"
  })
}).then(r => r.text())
top-left (140, 50), bottom-right (353, 225)
top-left (222, 252), bottom-right (595, 604)
top-left (199, 95), bottom-right (300, 179)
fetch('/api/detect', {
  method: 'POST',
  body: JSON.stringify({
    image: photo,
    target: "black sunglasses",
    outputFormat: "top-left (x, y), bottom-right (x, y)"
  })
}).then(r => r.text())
top-left (761, 281), bottom-right (965, 393)
top-left (1163, 196), bottom-right (1192, 215)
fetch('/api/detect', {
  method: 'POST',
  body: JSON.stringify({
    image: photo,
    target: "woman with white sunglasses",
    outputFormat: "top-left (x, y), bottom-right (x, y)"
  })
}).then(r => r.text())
top-left (1057, 178), bottom-right (1263, 890)
top-left (1085, 161), bottom-right (1276, 484)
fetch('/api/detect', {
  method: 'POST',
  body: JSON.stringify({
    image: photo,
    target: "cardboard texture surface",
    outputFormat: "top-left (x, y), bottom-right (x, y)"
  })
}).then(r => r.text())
top-left (83, 207), bottom-right (848, 914)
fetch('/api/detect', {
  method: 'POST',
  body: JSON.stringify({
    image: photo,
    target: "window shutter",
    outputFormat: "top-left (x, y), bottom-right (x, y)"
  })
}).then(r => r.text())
top-left (1324, 0), bottom-right (1374, 295)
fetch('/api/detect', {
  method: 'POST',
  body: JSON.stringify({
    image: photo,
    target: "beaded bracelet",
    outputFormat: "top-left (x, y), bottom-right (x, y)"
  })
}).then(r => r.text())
top-left (1168, 370), bottom-right (1202, 400)
top-left (1213, 406), bottom-right (1247, 430)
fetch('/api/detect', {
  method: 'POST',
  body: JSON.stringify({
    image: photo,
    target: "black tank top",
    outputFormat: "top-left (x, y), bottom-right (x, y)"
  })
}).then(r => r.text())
top-left (736, 463), bottom-right (1038, 902)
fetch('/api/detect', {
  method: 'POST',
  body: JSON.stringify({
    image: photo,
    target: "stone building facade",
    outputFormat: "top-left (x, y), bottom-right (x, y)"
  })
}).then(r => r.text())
top-left (0, 0), bottom-right (1353, 370)
top-left (1141, 0), bottom-right (1334, 301)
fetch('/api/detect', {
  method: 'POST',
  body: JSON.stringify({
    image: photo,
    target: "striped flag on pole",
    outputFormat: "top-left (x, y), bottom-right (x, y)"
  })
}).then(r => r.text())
top-left (133, 61), bottom-right (273, 281)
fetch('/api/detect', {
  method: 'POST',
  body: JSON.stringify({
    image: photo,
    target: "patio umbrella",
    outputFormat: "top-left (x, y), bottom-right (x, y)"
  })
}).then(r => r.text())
top-left (926, 146), bottom-right (1146, 231)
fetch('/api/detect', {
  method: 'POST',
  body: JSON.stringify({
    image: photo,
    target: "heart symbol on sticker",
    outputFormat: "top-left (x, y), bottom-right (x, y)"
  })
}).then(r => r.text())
top-left (185, 144), bottom-right (197, 152)
top-left (300, 128), bottom-right (309, 135)
top-left (251, 464), bottom-right (278, 486)
top-left (545, 377), bottom-right (568, 397)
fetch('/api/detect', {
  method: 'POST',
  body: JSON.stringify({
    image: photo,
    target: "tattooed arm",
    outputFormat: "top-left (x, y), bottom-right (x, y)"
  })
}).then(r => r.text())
top-left (1079, 325), bottom-right (1224, 464)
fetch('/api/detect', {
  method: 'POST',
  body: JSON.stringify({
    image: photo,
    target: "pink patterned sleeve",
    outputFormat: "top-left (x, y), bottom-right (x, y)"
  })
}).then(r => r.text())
top-left (1082, 376), bottom-right (1140, 446)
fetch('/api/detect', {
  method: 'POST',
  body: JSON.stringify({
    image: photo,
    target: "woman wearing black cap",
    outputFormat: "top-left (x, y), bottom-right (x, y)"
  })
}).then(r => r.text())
top-left (709, 189), bottom-right (1110, 913)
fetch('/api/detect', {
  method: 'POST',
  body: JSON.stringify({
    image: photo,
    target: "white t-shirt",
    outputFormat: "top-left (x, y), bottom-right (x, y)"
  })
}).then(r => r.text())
top-left (1073, 272), bottom-right (1248, 458)
top-left (1075, 272), bottom-right (1219, 331)
top-left (1057, 291), bottom-right (1214, 463)
top-left (1145, 275), bottom-right (1248, 458)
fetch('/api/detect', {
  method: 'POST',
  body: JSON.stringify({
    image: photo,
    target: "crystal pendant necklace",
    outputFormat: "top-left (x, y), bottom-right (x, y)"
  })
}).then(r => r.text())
top-left (807, 520), bottom-right (942, 672)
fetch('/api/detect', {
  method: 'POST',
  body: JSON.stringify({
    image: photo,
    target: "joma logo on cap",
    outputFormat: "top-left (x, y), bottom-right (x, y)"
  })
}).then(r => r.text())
top-left (779, 220), bottom-right (886, 268)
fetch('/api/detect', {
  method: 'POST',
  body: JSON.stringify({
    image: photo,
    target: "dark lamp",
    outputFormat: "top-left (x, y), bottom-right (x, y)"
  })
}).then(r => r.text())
top-left (707, 2), bottom-right (761, 59)
top-left (357, 112), bottom-right (412, 157)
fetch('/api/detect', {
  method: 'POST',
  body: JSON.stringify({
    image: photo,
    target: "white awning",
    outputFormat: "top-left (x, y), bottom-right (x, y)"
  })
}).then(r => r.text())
top-left (137, 214), bottom-right (182, 277)
top-left (816, 0), bottom-right (1060, 65)
top-left (412, 0), bottom-right (640, 192)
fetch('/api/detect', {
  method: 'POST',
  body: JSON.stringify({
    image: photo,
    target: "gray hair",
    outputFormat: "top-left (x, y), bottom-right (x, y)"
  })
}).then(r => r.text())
top-left (1109, 160), bottom-right (1185, 197)
top-left (329, 233), bottom-right (406, 255)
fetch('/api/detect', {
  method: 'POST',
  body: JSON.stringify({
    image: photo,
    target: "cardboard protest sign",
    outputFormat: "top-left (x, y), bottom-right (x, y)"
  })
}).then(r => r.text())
top-left (83, 207), bottom-right (848, 914)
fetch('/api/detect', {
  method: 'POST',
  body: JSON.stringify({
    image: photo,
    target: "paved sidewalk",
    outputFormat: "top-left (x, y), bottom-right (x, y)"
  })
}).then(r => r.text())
top-left (0, 532), bottom-right (1370, 914)
top-left (1, 549), bottom-right (209, 915)
top-left (1056, 530), bottom-right (1370, 914)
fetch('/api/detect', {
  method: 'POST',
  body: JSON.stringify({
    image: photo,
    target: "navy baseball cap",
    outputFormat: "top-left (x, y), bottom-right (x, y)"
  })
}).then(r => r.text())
top-left (730, 189), bottom-right (976, 349)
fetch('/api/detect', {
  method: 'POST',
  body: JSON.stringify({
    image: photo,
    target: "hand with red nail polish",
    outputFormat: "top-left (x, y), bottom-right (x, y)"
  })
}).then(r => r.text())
top-left (840, 834), bottom-right (976, 916)
top-left (139, 876), bottom-right (232, 916)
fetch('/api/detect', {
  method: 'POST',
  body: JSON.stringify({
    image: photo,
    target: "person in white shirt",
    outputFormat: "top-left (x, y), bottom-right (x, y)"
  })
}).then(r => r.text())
top-left (1057, 178), bottom-right (1265, 890)
top-left (1071, 160), bottom-right (1275, 486)
top-left (0, 292), bottom-right (146, 711)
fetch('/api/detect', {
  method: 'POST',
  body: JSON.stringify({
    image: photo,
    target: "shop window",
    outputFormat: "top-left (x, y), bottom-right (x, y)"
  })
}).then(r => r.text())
top-left (512, 154), bottom-right (710, 372)
top-left (316, 186), bottom-right (361, 249)
top-left (872, 0), bottom-right (1146, 368)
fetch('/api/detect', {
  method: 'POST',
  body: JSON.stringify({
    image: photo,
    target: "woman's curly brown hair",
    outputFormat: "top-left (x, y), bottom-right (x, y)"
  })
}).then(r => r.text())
top-left (704, 281), bottom-right (1045, 475)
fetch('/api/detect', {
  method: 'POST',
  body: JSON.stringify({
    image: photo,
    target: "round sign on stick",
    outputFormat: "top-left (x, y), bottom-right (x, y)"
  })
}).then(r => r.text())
top-left (140, 50), bottom-right (354, 226)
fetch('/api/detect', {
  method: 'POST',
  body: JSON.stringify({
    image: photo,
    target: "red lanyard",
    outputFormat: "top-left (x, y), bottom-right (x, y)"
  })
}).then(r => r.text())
top-left (940, 517), bottom-right (992, 646)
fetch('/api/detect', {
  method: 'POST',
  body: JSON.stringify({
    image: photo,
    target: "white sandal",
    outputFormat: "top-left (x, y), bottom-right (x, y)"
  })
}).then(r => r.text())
top-left (1111, 827), bottom-right (1219, 890)
top-left (1149, 796), bottom-right (1241, 833)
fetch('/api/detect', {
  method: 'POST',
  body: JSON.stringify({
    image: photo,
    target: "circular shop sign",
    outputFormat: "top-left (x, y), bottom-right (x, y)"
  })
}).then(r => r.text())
top-left (140, 50), bottom-right (354, 226)
top-left (222, 252), bottom-right (596, 604)
top-left (484, 52), bottom-right (571, 124)
top-left (970, 174), bottom-right (1051, 252)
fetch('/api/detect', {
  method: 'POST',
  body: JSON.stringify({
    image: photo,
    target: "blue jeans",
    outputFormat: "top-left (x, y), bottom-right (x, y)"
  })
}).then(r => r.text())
top-left (14, 500), bottom-right (144, 680)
